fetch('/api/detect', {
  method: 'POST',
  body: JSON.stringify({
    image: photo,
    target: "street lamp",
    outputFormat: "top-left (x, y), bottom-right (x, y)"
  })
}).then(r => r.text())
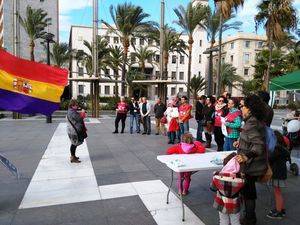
top-left (203, 47), bottom-right (219, 95)
top-left (44, 32), bottom-right (55, 123)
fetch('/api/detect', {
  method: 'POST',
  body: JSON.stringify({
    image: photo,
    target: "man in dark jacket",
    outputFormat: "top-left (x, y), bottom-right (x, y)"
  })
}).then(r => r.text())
top-left (195, 95), bottom-right (206, 142)
top-left (154, 98), bottom-right (166, 135)
top-left (128, 97), bottom-right (140, 134)
top-left (258, 91), bottom-right (274, 127)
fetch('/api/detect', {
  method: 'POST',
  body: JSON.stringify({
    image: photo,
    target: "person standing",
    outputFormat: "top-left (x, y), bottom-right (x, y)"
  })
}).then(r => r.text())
top-left (165, 100), bottom-right (179, 144)
top-left (128, 97), bottom-right (140, 134)
top-left (154, 98), bottom-right (166, 135)
top-left (223, 98), bottom-right (242, 151)
top-left (235, 95), bottom-right (267, 225)
top-left (203, 96), bottom-right (215, 148)
top-left (178, 96), bottom-right (192, 139)
top-left (214, 97), bottom-right (228, 151)
top-left (140, 97), bottom-right (151, 135)
top-left (66, 99), bottom-right (87, 163)
top-left (113, 96), bottom-right (128, 134)
top-left (195, 95), bottom-right (206, 143)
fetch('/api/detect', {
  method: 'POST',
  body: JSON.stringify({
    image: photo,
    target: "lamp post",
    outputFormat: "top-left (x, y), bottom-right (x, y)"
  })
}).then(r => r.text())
top-left (45, 32), bottom-right (55, 123)
top-left (203, 47), bottom-right (219, 95)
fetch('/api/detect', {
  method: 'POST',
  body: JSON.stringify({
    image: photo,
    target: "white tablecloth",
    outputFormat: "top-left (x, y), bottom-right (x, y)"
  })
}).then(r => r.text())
top-left (157, 151), bottom-right (236, 172)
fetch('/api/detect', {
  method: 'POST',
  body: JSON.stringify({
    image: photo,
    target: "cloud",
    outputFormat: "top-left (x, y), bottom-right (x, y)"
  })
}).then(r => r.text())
top-left (59, 15), bottom-right (72, 32)
top-left (59, 0), bottom-right (92, 14)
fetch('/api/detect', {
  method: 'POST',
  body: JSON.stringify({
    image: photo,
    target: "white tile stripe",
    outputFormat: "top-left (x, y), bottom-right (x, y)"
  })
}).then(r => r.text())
top-left (99, 180), bottom-right (205, 225)
top-left (19, 123), bottom-right (101, 209)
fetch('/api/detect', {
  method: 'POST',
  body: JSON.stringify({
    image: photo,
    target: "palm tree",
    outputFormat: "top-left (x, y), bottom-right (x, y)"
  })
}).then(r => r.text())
top-left (19, 6), bottom-right (51, 61)
top-left (76, 36), bottom-right (110, 77)
top-left (50, 42), bottom-right (72, 68)
top-left (218, 0), bottom-right (244, 19)
top-left (189, 75), bottom-right (206, 106)
top-left (131, 46), bottom-right (156, 74)
top-left (255, 0), bottom-right (297, 90)
top-left (148, 25), bottom-right (187, 80)
top-left (102, 3), bottom-right (154, 96)
top-left (214, 63), bottom-right (244, 93)
top-left (201, 8), bottom-right (241, 95)
top-left (108, 46), bottom-right (123, 98)
top-left (174, 2), bottom-right (209, 99)
top-left (126, 69), bottom-right (147, 97)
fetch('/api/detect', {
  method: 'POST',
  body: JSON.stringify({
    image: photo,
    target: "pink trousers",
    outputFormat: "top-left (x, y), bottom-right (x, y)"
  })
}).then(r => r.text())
top-left (177, 172), bottom-right (192, 193)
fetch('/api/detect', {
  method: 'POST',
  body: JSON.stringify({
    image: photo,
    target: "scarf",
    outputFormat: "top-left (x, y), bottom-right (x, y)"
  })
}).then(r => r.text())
top-left (215, 103), bottom-right (226, 111)
top-left (181, 143), bottom-right (194, 153)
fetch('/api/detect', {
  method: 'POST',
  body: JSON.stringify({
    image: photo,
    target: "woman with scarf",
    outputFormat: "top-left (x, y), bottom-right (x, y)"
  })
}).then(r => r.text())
top-left (214, 97), bottom-right (229, 151)
top-left (223, 98), bottom-right (242, 151)
top-left (167, 133), bottom-right (205, 195)
top-left (165, 100), bottom-right (179, 144)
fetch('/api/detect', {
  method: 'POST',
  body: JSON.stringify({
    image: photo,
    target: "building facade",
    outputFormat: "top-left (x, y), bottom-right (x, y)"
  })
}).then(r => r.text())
top-left (213, 32), bottom-right (267, 96)
top-left (2, 0), bottom-right (59, 62)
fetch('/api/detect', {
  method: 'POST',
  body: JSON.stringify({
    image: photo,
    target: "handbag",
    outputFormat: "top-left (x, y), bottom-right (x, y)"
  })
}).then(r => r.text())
top-left (258, 163), bottom-right (273, 183)
top-left (160, 116), bottom-right (167, 124)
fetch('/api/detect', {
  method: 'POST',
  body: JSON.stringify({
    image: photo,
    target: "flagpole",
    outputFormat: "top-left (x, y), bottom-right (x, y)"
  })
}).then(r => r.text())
top-left (12, 0), bottom-right (21, 119)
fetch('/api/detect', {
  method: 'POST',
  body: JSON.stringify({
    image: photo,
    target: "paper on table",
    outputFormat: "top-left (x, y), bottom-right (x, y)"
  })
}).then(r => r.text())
top-left (169, 159), bottom-right (185, 168)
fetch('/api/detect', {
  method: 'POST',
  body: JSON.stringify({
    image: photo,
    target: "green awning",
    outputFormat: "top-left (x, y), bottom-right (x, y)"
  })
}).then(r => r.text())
top-left (270, 70), bottom-right (300, 91)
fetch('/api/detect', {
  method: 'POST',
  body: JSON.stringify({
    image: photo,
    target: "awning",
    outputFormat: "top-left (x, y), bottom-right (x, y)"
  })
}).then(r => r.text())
top-left (270, 70), bottom-right (300, 91)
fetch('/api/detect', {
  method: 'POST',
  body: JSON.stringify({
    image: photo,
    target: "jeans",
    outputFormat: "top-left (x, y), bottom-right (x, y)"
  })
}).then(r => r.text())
top-left (130, 113), bottom-right (140, 133)
top-left (219, 212), bottom-right (240, 225)
top-left (224, 137), bottom-right (236, 151)
top-left (179, 121), bottom-right (189, 140)
top-left (196, 120), bottom-right (204, 141)
top-left (167, 131), bottom-right (176, 143)
top-left (142, 115), bottom-right (151, 134)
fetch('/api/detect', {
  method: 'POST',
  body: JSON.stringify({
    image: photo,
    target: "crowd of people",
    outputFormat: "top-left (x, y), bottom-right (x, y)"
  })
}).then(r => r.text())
top-left (66, 91), bottom-right (293, 225)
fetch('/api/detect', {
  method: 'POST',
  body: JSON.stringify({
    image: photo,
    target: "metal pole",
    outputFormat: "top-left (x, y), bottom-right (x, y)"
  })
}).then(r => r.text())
top-left (46, 34), bottom-right (52, 123)
top-left (12, 0), bottom-right (21, 119)
top-left (216, 8), bottom-right (223, 96)
top-left (92, 0), bottom-right (99, 117)
top-left (159, 0), bottom-right (166, 103)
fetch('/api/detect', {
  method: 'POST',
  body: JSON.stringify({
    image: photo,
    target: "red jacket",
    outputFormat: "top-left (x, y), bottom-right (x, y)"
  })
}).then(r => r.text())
top-left (167, 141), bottom-right (205, 155)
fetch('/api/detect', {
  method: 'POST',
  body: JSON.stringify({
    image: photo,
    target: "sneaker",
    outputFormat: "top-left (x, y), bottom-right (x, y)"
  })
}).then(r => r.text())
top-left (113, 131), bottom-right (118, 134)
top-left (182, 190), bottom-right (189, 196)
top-left (155, 133), bottom-right (159, 135)
top-left (70, 156), bottom-right (81, 163)
top-left (267, 210), bottom-right (283, 219)
top-left (269, 209), bottom-right (286, 217)
top-left (142, 132), bottom-right (146, 135)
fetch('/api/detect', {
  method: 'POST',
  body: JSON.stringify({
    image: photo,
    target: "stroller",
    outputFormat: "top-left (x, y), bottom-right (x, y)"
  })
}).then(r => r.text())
top-left (282, 118), bottom-right (300, 176)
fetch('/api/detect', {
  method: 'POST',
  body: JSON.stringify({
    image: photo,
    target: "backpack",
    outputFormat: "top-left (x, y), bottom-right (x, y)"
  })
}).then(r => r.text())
top-left (265, 126), bottom-right (277, 153)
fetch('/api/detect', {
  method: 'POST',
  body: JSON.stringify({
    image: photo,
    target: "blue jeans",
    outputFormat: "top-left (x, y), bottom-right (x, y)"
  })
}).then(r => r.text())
top-left (224, 137), bottom-right (236, 151)
top-left (196, 120), bottom-right (204, 141)
top-left (179, 121), bottom-right (189, 141)
top-left (130, 113), bottom-right (140, 133)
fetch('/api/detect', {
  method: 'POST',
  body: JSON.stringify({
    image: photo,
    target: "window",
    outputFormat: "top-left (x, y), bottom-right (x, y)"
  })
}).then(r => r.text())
top-left (113, 37), bottom-right (119, 44)
top-left (147, 56), bottom-right (152, 63)
top-left (78, 85), bottom-right (84, 94)
top-left (172, 55), bottom-right (176, 64)
top-left (198, 71), bottom-right (201, 77)
top-left (180, 55), bottom-right (184, 64)
top-left (104, 86), bottom-right (110, 95)
top-left (179, 72), bottom-right (184, 80)
top-left (171, 71), bottom-right (176, 80)
top-left (230, 55), bottom-right (234, 63)
top-left (179, 88), bottom-right (184, 93)
top-left (171, 87), bottom-right (176, 96)
top-left (199, 40), bottom-right (202, 47)
top-left (199, 55), bottom-right (201, 63)
top-left (140, 38), bottom-right (145, 46)
top-left (155, 71), bottom-right (160, 78)
top-left (244, 68), bottom-right (249, 76)
top-left (104, 36), bottom-right (110, 43)
top-left (257, 41), bottom-right (263, 48)
top-left (148, 38), bottom-right (153, 45)
top-left (105, 68), bottom-right (110, 76)
top-left (78, 67), bottom-right (84, 76)
top-left (222, 57), bottom-right (225, 63)
top-left (155, 86), bottom-right (158, 95)
top-left (155, 55), bottom-right (160, 63)
top-left (132, 38), bottom-right (136, 45)
top-left (230, 42), bottom-right (234, 49)
top-left (244, 53), bottom-right (250, 64)
top-left (245, 40), bottom-right (250, 48)
top-left (131, 53), bottom-right (136, 62)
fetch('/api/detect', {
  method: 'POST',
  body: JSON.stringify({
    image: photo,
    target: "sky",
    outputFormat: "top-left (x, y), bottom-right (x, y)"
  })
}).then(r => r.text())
top-left (59, 0), bottom-right (300, 43)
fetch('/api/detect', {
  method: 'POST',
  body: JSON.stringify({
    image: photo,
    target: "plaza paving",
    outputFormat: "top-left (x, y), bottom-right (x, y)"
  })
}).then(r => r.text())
top-left (0, 114), bottom-right (300, 225)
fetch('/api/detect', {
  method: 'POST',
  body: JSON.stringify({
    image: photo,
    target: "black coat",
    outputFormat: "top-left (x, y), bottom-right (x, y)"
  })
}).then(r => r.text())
top-left (202, 105), bottom-right (215, 124)
top-left (269, 145), bottom-right (290, 180)
top-left (195, 101), bottom-right (204, 121)
top-left (128, 102), bottom-right (140, 115)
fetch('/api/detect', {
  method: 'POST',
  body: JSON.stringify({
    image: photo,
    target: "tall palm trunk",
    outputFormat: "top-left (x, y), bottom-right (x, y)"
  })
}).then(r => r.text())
top-left (216, 12), bottom-right (223, 97)
top-left (207, 42), bottom-right (214, 96)
top-left (265, 31), bottom-right (273, 91)
top-left (163, 50), bottom-right (169, 79)
top-left (114, 69), bottom-right (119, 98)
top-left (29, 40), bottom-right (35, 61)
top-left (187, 35), bottom-right (194, 100)
top-left (121, 39), bottom-right (130, 96)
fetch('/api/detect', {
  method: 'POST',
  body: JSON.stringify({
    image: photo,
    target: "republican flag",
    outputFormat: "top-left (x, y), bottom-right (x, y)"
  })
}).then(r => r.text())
top-left (0, 49), bottom-right (68, 116)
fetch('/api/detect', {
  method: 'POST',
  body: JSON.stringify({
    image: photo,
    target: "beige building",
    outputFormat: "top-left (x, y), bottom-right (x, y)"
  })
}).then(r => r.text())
top-left (213, 32), bottom-right (267, 96)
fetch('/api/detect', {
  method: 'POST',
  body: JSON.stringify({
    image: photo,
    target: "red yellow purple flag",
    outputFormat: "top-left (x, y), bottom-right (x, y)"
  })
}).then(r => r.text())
top-left (0, 49), bottom-right (68, 116)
